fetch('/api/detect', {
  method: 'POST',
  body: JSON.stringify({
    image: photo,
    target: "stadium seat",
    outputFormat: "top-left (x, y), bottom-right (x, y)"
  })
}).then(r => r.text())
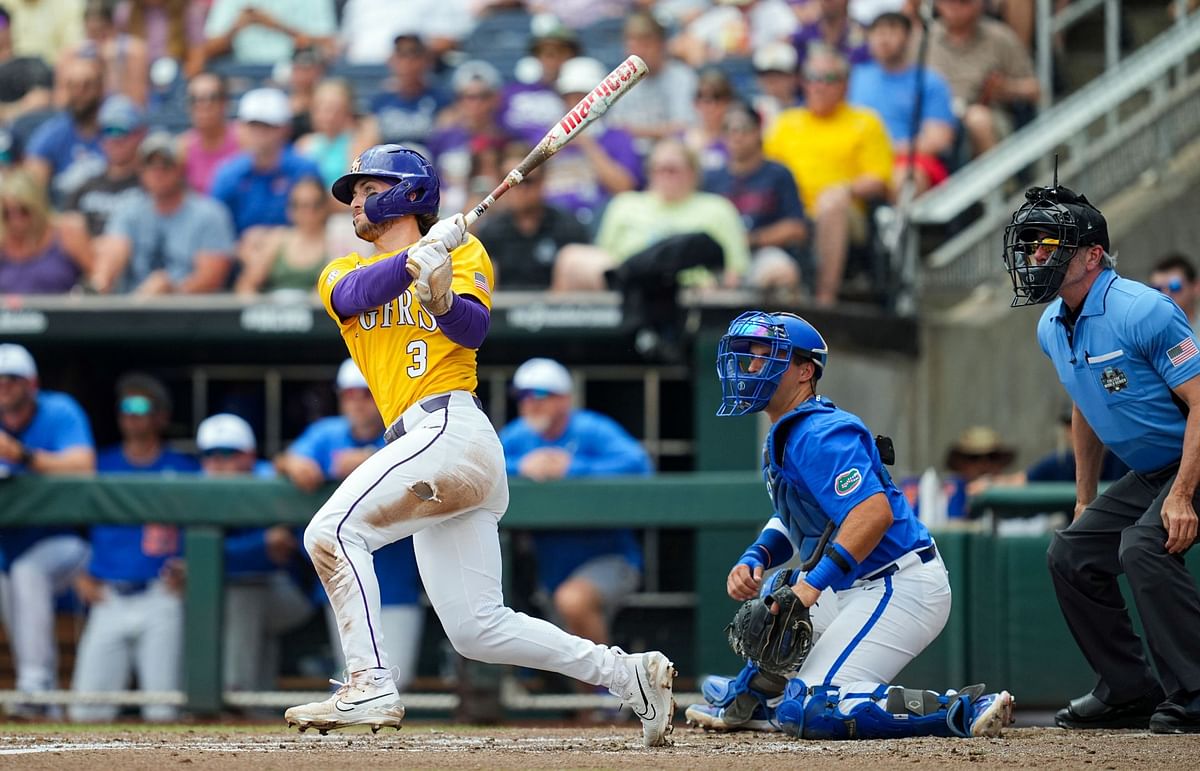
top-left (579, 17), bottom-right (626, 69)
top-left (461, 8), bottom-right (533, 81)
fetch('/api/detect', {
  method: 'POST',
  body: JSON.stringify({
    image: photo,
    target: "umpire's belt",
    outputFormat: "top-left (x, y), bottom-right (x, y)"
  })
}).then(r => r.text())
top-left (859, 543), bottom-right (938, 584)
top-left (384, 391), bottom-right (484, 444)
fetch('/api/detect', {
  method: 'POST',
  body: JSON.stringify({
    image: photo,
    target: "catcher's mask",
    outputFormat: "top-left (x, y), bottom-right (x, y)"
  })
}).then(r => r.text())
top-left (1003, 184), bottom-right (1108, 307)
top-left (716, 311), bottom-right (828, 416)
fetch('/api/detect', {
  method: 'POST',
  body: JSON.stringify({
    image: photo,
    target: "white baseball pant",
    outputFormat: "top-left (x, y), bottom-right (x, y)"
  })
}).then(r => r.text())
top-left (799, 550), bottom-right (952, 687)
top-left (324, 603), bottom-right (424, 690)
top-left (68, 580), bottom-right (182, 722)
top-left (303, 390), bottom-right (626, 690)
top-left (0, 534), bottom-right (90, 693)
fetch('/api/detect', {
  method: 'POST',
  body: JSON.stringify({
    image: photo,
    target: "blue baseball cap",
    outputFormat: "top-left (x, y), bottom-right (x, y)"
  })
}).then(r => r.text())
top-left (99, 94), bottom-right (146, 135)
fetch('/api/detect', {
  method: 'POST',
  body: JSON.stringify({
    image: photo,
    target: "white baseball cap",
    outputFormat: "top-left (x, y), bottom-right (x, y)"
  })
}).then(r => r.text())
top-left (336, 359), bottom-right (369, 390)
top-left (556, 56), bottom-right (607, 96)
top-left (196, 413), bottom-right (257, 453)
top-left (512, 358), bottom-right (572, 396)
top-left (753, 41), bottom-right (799, 75)
top-left (0, 343), bottom-right (37, 379)
top-left (238, 87), bottom-right (292, 127)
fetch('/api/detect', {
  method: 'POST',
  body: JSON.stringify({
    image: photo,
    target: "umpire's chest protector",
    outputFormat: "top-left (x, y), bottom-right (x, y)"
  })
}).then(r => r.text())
top-left (762, 401), bottom-right (837, 562)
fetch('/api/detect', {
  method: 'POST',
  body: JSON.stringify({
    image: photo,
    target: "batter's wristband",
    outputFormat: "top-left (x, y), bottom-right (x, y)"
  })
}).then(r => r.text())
top-left (802, 544), bottom-right (859, 592)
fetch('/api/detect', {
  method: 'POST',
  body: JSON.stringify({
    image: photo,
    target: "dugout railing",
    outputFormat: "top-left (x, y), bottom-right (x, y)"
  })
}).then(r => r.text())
top-left (4, 477), bottom-right (1199, 715)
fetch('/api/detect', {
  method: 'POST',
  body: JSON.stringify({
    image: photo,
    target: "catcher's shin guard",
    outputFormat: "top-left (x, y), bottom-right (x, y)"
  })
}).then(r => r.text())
top-left (777, 680), bottom-right (996, 740)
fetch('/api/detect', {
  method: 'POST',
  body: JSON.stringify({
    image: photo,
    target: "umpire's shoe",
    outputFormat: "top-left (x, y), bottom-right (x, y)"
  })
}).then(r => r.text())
top-left (285, 668), bottom-right (405, 735)
top-left (1055, 688), bottom-right (1163, 730)
top-left (1150, 690), bottom-right (1200, 734)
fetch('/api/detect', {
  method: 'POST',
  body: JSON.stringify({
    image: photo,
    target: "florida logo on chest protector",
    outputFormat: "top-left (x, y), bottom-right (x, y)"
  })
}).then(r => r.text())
top-left (835, 468), bottom-right (862, 497)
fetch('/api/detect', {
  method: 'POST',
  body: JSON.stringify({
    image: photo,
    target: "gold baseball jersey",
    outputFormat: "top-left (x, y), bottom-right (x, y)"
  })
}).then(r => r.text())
top-left (318, 236), bottom-right (494, 424)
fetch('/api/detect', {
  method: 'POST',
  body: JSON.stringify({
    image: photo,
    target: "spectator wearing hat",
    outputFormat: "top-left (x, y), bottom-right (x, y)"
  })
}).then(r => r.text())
top-left (498, 15), bottom-right (580, 147)
top-left (338, 0), bottom-right (473, 65)
top-left (61, 95), bottom-right (147, 246)
top-left (672, 0), bottom-right (799, 67)
top-left (210, 87), bottom-right (321, 235)
top-left (276, 359), bottom-right (425, 692)
top-left (362, 34), bottom-right (451, 151)
top-left (476, 141), bottom-right (590, 291)
top-left (849, 11), bottom-right (957, 197)
top-left (790, 0), bottom-right (870, 66)
top-left (0, 170), bottom-right (87, 294)
top-left (703, 100), bottom-right (807, 292)
top-left (68, 372), bottom-right (198, 723)
top-left (195, 413), bottom-right (314, 693)
top-left (751, 40), bottom-right (801, 128)
top-left (90, 131), bottom-right (235, 294)
top-left (541, 56), bottom-right (640, 231)
top-left (605, 11), bottom-right (698, 150)
top-left (0, 343), bottom-right (95, 716)
top-left (179, 72), bottom-right (240, 195)
top-left (1149, 254), bottom-right (1200, 335)
top-left (200, 0), bottom-right (336, 67)
top-left (499, 358), bottom-right (650, 653)
top-left (426, 60), bottom-right (510, 216)
top-left (24, 56), bottom-right (106, 207)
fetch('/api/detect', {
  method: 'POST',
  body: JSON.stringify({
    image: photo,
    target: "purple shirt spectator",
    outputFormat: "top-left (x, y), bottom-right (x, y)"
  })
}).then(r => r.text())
top-left (792, 20), bottom-right (870, 66)
top-left (498, 83), bottom-right (564, 147)
top-left (0, 240), bottom-right (79, 294)
top-left (543, 126), bottom-right (643, 229)
top-left (369, 87), bottom-right (451, 149)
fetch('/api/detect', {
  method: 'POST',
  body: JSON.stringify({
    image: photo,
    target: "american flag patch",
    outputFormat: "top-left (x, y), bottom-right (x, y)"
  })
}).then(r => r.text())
top-left (473, 272), bottom-right (490, 295)
top-left (1168, 337), bottom-right (1199, 367)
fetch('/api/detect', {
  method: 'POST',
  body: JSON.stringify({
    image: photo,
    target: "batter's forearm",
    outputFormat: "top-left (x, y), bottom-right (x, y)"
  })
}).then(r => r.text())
top-left (330, 251), bottom-right (413, 319)
top-left (434, 294), bottom-right (489, 349)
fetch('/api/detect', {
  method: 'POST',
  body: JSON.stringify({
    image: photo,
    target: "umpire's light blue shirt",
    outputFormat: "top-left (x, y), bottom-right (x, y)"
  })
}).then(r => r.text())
top-left (1038, 268), bottom-right (1200, 473)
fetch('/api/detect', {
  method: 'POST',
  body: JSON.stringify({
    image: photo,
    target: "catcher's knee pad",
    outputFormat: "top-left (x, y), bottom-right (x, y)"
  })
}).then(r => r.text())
top-left (703, 662), bottom-right (787, 707)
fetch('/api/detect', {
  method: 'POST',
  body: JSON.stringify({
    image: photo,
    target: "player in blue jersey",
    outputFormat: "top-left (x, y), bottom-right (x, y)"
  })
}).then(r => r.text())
top-left (69, 373), bottom-right (199, 722)
top-left (197, 412), bottom-right (314, 693)
top-left (0, 343), bottom-right (95, 716)
top-left (685, 312), bottom-right (1014, 739)
top-left (277, 359), bottom-right (425, 691)
top-left (499, 358), bottom-right (649, 651)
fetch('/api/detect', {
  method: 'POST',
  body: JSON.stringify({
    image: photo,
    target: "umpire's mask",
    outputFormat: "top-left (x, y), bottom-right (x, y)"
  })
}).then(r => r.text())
top-left (1003, 184), bottom-right (1109, 307)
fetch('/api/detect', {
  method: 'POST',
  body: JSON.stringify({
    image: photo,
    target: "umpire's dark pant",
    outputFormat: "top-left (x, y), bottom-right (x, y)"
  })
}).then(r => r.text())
top-left (1047, 467), bottom-right (1200, 704)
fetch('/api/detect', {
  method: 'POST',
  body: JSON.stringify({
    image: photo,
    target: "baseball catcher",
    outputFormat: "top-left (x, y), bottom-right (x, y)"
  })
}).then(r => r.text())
top-left (686, 311), bottom-right (1014, 739)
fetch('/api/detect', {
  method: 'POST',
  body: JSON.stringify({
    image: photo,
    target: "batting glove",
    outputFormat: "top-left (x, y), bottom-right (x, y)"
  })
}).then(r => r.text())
top-left (421, 213), bottom-right (467, 252)
top-left (408, 241), bottom-right (455, 316)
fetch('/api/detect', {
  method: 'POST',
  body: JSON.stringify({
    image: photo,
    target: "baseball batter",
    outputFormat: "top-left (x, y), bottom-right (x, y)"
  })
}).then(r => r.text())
top-left (685, 312), bottom-right (1013, 739)
top-left (284, 145), bottom-right (676, 746)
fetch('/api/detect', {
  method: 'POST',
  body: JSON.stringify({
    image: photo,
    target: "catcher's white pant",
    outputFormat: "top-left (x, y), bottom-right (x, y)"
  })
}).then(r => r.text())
top-left (798, 551), bottom-right (952, 686)
top-left (303, 390), bottom-right (626, 689)
top-left (68, 580), bottom-right (182, 722)
top-left (0, 534), bottom-right (90, 693)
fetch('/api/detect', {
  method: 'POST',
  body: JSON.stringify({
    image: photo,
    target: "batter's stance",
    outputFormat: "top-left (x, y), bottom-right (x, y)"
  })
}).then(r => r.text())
top-left (284, 145), bottom-right (676, 746)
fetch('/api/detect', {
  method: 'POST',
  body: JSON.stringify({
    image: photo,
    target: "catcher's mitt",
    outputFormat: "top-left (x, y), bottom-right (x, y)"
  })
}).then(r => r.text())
top-left (726, 569), bottom-right (813, 677)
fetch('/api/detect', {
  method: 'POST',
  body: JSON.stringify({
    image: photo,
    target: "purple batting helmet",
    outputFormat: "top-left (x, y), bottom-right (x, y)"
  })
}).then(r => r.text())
top-left (331, 144), bottom-right (440, 223)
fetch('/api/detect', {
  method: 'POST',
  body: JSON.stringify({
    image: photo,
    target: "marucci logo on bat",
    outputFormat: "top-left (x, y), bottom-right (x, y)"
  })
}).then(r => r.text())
top-left (557, 60), bottom-right (642, 136)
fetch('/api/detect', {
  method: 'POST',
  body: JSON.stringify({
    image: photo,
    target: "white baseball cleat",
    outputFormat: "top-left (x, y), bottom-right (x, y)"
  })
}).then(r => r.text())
top-left (969, 690), bottom-right (1015, 738)
top-left (611, 650), bottom-right (677, 747)
top-left (284, 669), bottom-right (405, 735)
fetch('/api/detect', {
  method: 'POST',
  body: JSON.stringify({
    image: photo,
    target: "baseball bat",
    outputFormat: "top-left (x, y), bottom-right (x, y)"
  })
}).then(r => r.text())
top-left (462, 55), bottom-right (650, 227)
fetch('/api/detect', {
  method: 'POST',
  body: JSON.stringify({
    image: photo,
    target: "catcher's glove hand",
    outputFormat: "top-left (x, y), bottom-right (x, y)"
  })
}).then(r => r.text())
top-left (726, 569), bottom-right (813, 677)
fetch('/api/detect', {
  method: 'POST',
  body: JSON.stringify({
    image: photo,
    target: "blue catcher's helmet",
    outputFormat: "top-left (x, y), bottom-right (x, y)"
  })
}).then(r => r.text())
top-left (331, 144), bottom-right (440, 224)
top-left (716, 311), bottom-right (828, 416)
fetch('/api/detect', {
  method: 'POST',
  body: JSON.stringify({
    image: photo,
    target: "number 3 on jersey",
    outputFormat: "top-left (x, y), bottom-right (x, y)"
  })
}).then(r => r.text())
top-left (406, 340), bottom-right (428, 377)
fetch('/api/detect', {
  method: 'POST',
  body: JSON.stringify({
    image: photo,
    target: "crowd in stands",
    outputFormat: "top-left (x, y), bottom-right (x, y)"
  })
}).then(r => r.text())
top-left (0, 0), bottom-right (1050, 307)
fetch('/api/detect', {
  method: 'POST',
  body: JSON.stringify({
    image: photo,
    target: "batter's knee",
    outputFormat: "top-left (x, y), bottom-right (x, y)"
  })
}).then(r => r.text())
top-left (444, 606), bottom-right (516, 664)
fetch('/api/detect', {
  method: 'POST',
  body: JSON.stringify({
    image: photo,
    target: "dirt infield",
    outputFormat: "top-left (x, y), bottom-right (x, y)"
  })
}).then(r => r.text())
top-left (0, 723), bottom-right (1198, 769)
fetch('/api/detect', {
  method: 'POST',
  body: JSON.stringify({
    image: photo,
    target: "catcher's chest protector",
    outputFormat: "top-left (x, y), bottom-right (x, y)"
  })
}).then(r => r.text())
top-left (763, 401), bottom-right (834, 558)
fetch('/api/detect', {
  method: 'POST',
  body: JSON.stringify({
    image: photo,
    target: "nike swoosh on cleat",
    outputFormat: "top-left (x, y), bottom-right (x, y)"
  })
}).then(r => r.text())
top-left (632, 668), bottom-right (656, 721)
top-left (334, 693), bottom-right (392, 712)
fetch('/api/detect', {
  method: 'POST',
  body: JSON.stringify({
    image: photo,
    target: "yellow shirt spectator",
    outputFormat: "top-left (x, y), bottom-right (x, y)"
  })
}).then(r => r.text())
top-left (763, 102), bottom-right (893, 213)
top-left (9, 0), bottom-right (85, 64)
